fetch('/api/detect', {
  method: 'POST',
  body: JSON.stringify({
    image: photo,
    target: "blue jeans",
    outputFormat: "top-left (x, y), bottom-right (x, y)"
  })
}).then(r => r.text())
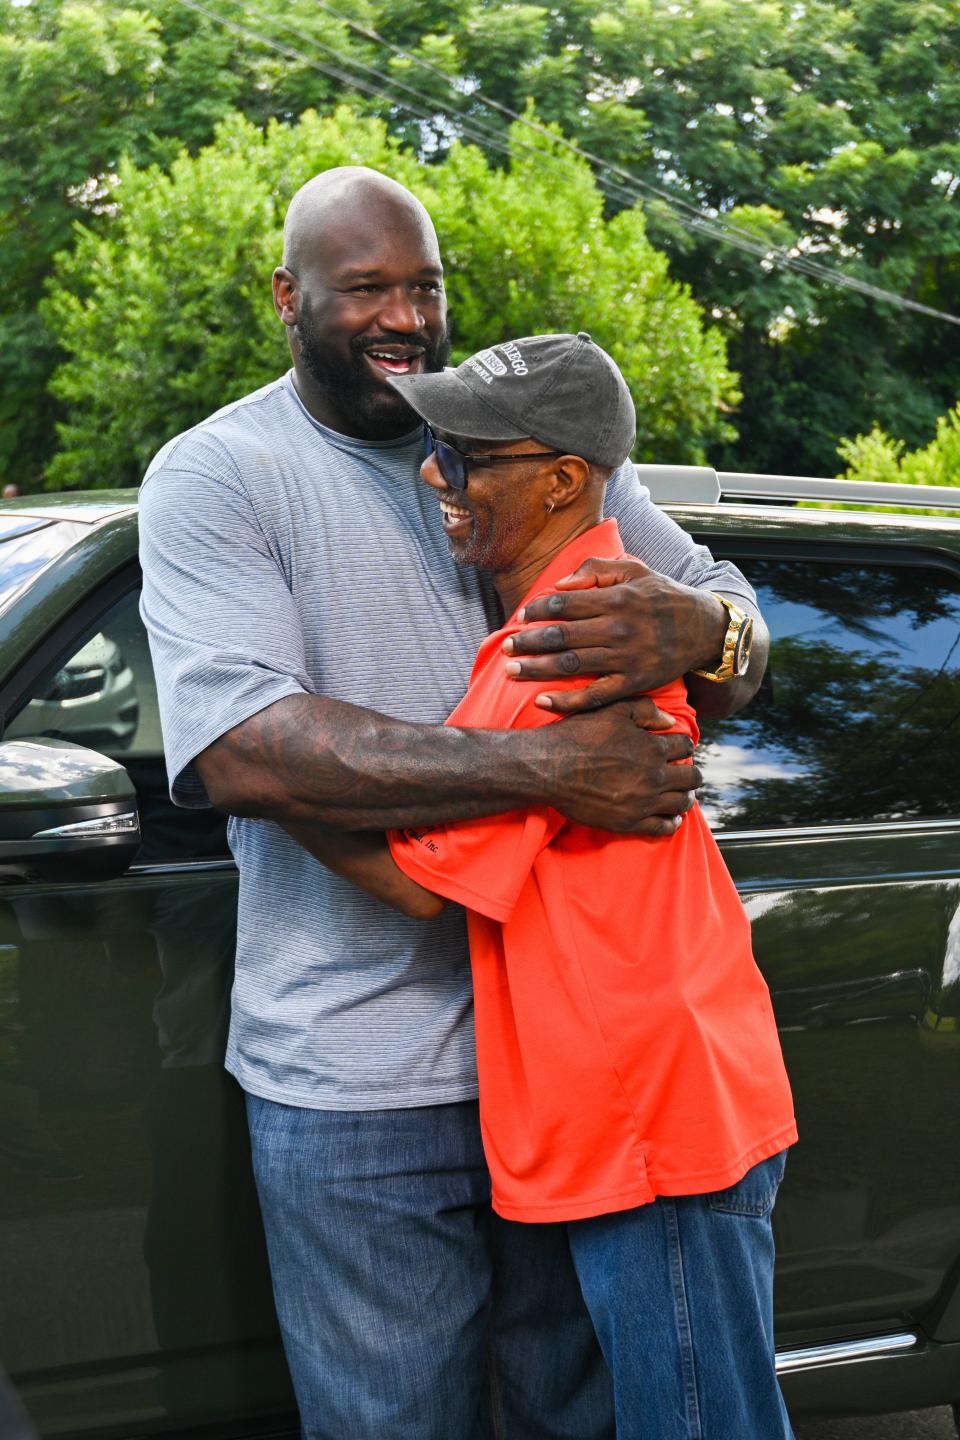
top-left (568, 1149), bottom-right (795, 1440)
top-left (245, 1094), bottom-right (614, 1440)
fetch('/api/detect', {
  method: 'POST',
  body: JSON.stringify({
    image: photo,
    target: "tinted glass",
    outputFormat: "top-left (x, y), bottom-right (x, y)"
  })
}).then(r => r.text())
top-left (0, 519), bottom-right (79, 614)
top-left (699, 558), bottom-right (960, 829)
top-left (6, 590), bottom-right (229, 863)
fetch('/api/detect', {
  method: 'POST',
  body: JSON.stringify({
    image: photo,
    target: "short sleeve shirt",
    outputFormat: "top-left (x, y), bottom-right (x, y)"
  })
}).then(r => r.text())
top-left (390, 520), bottom-right (797, 1220)
top-left (139, 373), bottom-right (765, 1113)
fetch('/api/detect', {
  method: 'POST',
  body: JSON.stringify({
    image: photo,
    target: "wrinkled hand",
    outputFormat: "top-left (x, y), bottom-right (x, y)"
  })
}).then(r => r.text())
top-left (503, 557), bottom-right (726, 715)
top-left (550, 696), bottom-right (701, 836)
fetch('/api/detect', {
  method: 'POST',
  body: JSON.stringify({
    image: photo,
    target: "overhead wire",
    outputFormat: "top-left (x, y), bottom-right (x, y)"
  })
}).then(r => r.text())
top-left (173, 0), bottom-right (885, 292)
top-left (172, 0), bottom-right (631, 208)
top-left (303, 0), bottom-right (960, 327)
top-left (189, 0), bottom-right (819, 264)
top-left (172, 0), bottom-right (960, 325)
top-left (174, 0), bottom-right (709, 261)
top-left (261, 7), bottom-right (677, 213)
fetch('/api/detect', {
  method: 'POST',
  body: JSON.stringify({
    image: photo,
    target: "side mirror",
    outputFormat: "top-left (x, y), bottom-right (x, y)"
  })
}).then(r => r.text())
top-left (0, 738), bottom-right (141, 882)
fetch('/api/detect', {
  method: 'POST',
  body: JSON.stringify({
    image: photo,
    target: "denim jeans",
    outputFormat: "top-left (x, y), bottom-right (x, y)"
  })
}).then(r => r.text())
top-left (568, 1149), bottom-right (795, 1440)
top-left (245, 1094), bottom-right (614, 1440)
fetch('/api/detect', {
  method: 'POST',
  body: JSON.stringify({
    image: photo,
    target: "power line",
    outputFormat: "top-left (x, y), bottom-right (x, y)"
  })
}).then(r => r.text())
top-left (174, 0), bottom-right (689, 236)
top-left (172, 0), bottom-right (604, 200)
top-left (302, 0), bottom-right (960, 327)
top-left (196, 0), bottom-right (815, 268)
top-left (260, 8), bottom-right (663, 207)
top-left (173, 0), bottom-right (960, 326)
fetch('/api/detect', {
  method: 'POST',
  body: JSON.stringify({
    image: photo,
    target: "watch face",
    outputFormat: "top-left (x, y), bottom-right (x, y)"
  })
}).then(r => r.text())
top-left (734, 617), bottom-right (754, 676)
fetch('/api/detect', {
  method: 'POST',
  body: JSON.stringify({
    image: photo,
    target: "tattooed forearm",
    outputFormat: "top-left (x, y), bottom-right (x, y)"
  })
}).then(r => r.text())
top-left (196, 693), bottom-right (546, 830)
top-left (195, 692), bottom-right (702, 836)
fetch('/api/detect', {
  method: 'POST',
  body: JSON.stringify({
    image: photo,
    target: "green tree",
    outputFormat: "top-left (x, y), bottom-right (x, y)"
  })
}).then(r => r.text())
top-left (41, 106), bottom-right (736, 488)
top-left (357, 0), bottom-right (960, 475)
top-left (0, 0), bottom-right (373, 488)
top-left (8, 0), bottom-right (960, 486)
top-left (838, 403), bottom-right (960, 488)
top-left (0, 0), bottom-right (163, 486)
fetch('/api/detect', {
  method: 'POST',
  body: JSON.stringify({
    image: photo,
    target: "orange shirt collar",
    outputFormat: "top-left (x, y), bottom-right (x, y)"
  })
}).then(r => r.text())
top-left (513, 518), bottom-right (626, 618)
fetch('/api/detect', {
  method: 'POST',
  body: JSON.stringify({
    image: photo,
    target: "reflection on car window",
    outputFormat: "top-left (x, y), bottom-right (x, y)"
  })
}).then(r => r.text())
top-left (0, 520), bottom-right (79, 615)
top-left (7, 627), bottom-right (140, 755)
top-left (699, 559), bottom-right (960, 829)
top-left (6, 590), bottom-right (229, 863)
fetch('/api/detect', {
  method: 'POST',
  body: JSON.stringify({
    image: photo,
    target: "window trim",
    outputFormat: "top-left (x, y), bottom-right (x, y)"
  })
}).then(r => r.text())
top-left (0, 565), bottom-right (142, 735)
top-left (0, 562), bottom-right (237, 877)
top-left (719, 817), bottom-right (960, 844)
top-left (695, 538), bottom-right (960, 834)
top-left (700, 535), bottom-right (960, 582)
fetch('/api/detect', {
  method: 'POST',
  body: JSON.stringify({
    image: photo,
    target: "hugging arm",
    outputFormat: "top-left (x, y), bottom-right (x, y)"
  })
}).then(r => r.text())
top-left (283, 782), bottom-right (566, 927)
top-left (194, 690), bottom-right (697, 836)
top-left (509, 558), bottom-right (770, 720)
top-left (141, 465), bottom-right (698, 843)
top-left (503, 464), bottom-right (770, 719)
top-left (283, 822), bottom-right (445, 920)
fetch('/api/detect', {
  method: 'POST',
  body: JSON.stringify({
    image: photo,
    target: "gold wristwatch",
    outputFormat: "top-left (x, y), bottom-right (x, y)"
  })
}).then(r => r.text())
top-left (692, 596), bottom-right (754, 682)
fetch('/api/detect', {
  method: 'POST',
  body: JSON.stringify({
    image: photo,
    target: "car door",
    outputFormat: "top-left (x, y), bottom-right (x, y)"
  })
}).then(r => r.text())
top-left (0, 576), bottom-right (295, 1438)
top-left (697, 537), bottom-right (960, 1350)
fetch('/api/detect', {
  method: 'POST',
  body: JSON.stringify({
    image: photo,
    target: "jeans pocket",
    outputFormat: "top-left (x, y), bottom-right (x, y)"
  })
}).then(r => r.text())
top-left (707, 1149), bottom-right (788, 1217)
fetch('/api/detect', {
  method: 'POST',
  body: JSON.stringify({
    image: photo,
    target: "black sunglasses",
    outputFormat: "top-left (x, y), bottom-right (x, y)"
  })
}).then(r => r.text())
top-left (425, 426), bottom-right (561, 492)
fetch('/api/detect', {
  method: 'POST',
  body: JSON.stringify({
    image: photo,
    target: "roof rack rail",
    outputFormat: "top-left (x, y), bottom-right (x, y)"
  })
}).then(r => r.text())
top-left (636, 464), bottom-right (960, 512)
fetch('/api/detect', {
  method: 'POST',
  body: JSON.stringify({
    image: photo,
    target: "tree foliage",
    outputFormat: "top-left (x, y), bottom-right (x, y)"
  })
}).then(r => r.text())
top-left (41, 106), bottom-right (736, 489)
top-left (839, 404), bottom-right (960, 488)
top-left (0, 0), bottom-right (162, 484)
top-left (375, 0), bottom-right (960, 478)
top-left (4, 0), bottom-right (959, 487)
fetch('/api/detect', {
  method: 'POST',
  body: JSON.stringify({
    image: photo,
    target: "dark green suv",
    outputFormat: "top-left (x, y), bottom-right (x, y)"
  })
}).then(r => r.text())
top-left (1, 472), bottom-right (959, 1438)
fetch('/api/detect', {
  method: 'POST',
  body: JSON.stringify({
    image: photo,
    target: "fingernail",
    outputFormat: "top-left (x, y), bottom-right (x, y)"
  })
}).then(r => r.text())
top-left (535, 694), bottom-right (553, 709)
top-left (502, 637), bottom-right (514, 654)
top-left (505, 661), bottom-right (521, 676)
top-left (516, 607), bottom-right (526, 622)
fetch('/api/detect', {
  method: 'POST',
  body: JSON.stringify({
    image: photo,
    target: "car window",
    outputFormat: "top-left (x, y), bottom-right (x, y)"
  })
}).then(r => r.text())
top-left (698, 557), bottom-right (960, 830)
top-left (0, 517), bottom-right (83, 615)
top-left (5, 588), bottom-right (230, 863)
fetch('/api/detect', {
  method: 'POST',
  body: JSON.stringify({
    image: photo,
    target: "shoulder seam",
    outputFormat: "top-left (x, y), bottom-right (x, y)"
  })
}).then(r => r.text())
top-left (144, 380), bottom-right (292, 495)
top-left (141, 464), bottom-right (247, 500)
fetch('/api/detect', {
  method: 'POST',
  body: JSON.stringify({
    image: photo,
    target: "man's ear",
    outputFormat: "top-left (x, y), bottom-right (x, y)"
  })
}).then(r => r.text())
top-left (547, 455), bottom-right (592, 510)
top-left (273, 267), bottom-right (299, 326)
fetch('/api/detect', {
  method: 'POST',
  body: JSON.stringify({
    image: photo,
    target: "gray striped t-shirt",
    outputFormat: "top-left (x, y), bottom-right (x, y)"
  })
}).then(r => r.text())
top-left (139, 372), bottom-right (758, 1110)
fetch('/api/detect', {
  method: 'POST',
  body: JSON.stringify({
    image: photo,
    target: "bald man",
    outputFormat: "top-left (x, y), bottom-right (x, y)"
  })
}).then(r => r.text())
top-left (139, 167), bottom-right (769, 1440)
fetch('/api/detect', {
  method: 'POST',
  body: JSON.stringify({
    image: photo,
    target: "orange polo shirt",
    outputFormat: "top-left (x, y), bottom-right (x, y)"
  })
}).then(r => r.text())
top-left (389, 519), bottom-right (797, 1223)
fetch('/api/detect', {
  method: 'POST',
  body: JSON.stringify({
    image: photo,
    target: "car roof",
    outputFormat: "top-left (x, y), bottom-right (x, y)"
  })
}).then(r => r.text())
top-left (0, 491), bottom-right (138, 526)
top-left (637, 465), bottom-right (960, 515)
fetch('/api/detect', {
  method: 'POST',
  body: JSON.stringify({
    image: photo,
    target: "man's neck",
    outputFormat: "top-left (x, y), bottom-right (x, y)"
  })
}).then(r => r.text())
top-left (493, 512), bottom-right (603, 617)
top-left (290, 366), bottom-right (414, 442)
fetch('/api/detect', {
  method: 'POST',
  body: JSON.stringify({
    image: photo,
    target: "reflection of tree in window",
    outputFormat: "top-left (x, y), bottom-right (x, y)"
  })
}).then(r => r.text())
top-left (699, 561), bottom-right (960, 828)
top-left (7, 590), bottom-right (229, 863)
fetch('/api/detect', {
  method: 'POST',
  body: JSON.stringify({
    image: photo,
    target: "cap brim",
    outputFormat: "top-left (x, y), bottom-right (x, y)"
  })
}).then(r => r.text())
top-left (384, 368), bottom-right (527, 443)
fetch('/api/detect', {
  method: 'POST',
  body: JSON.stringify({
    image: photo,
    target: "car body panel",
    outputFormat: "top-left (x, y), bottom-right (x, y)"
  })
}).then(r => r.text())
top-left (0, 487), bottom-right (958, 1433)
top-left (0, 866), bottom-right (293, 1438)
top-left (0, 511), bottom-right (138, 711)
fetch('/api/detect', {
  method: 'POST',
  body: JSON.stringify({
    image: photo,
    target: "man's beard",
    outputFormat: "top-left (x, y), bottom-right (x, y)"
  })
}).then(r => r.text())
top-left (296, 295), bottom-right (450, 437)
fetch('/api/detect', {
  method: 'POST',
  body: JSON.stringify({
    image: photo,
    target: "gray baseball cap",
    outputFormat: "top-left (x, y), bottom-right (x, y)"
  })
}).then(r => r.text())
top-left (385, 331), bottom-right (636, 468)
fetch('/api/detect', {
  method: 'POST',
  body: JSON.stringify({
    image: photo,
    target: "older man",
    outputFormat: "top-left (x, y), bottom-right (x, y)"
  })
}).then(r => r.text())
top-left (139, 167), bottom-right (768, 1440)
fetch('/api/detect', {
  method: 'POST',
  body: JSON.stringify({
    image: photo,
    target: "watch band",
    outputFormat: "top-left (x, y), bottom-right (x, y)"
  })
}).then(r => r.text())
top-left (692, 596), bottom-right (753, 683)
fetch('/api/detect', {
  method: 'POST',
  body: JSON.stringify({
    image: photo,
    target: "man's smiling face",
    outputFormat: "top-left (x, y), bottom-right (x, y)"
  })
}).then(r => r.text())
top-left (421, 433), bottom-right (559, 573)
top-left (284, 193), bottom-right (450, 439)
